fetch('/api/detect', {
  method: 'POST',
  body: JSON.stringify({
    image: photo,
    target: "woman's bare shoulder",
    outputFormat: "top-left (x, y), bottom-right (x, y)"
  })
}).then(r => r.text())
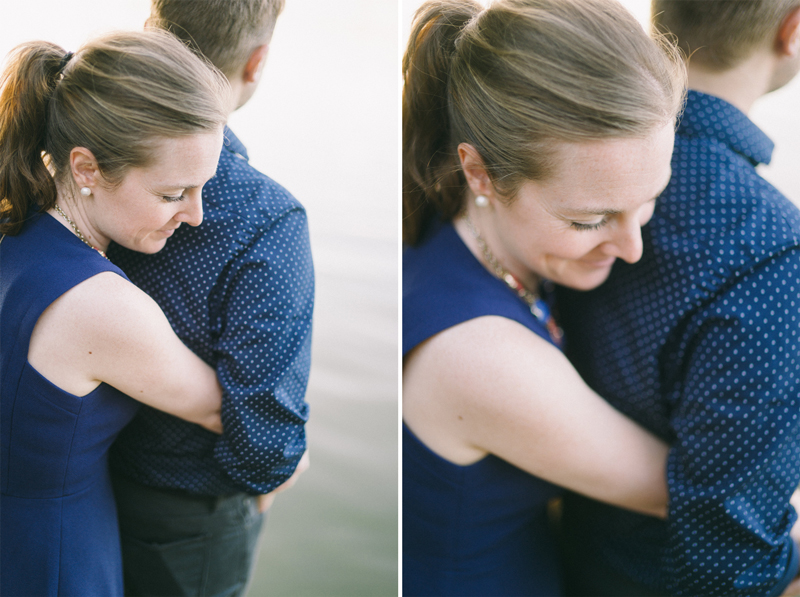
top-left (407, 315), bottom-right (564, 394)
top-left (403, 315), bottom-right (566, 463)
top-left (38, 271), bottom-right (160, 336)
top-left (29, 271), bottom-right (166, 391)
top-left (28, 272), bottom-right (149, 396)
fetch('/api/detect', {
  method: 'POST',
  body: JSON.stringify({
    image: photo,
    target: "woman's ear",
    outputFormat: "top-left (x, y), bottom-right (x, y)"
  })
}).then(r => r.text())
top-left (458, 143), bottom-right (495, 201)
top-left (69, 147), bottom-right (100, 192)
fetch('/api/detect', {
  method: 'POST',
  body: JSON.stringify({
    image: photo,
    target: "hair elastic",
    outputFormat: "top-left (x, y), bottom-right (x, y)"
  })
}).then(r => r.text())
top-left (57, 52), bottom-right (74, 75)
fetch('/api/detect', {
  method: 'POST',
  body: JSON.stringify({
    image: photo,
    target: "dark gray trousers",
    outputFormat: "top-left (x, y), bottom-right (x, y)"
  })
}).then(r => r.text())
top-left (111, 472), bottom-right (265, 597)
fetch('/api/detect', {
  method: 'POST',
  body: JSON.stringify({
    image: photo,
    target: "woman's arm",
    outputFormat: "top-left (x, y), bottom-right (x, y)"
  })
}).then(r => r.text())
top-left (29, 272), bottom-right (222, 433)
top-left (403, 315), bottom-right (669, 517)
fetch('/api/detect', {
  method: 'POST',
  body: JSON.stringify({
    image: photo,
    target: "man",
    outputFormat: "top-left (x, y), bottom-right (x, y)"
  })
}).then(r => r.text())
top-left (107, 1), bottom-right (313, 595)
top-left (557, 1), bottom-right (800, 595)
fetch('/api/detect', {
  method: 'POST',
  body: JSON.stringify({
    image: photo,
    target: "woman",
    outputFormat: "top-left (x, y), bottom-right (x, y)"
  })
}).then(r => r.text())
top-left (0, 31), bottom-right (230, 596)
top-left (402, 0), bottom-right (685, 595)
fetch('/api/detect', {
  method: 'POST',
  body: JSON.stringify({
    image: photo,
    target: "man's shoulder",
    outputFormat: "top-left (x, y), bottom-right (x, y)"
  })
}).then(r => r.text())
top-left (202, 145), bottom-right (306, 231)
top-left (657, 133), bottom-right (800, 262)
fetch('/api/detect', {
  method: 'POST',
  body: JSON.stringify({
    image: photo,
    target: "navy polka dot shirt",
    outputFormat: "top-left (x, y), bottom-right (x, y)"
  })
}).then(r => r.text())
top-left (558, 91), bottom-right (800, 596)
top-left (108, 127), bottom-right (314, 496)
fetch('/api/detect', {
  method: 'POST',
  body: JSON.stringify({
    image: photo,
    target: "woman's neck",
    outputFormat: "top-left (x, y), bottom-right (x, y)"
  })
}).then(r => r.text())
top-left (50, 188), bottom-right (109, 253)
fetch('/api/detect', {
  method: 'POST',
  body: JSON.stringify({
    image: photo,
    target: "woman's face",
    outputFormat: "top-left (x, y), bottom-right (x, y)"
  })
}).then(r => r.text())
top-left (83, 129), bottom-right (224, 254)
top-left (482, 123), bottom-right (675, 291)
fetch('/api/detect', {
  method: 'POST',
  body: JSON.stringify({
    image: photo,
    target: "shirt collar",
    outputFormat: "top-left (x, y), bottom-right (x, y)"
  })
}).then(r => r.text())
top-left (222, 126), bottom-right (249, 161)
top-left (677, 90), bottom-right (774, 167)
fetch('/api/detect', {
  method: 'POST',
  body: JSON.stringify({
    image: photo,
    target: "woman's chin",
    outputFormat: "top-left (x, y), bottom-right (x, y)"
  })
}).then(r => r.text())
top-left (145, 240), bottom-right (169, 254)
top-left (557, 266), bottom-right (615, 291)
top-left (119, 238), bottom-right (169, 255)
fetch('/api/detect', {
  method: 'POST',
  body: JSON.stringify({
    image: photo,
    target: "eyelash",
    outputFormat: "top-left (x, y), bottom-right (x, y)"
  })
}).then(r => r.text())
top-left (571, 219), bottom-right (607, 231)
top-left (162, 194), bottom-right (185, 203)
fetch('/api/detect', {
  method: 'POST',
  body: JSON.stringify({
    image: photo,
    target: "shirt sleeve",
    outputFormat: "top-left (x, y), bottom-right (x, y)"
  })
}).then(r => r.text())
top-left (210, 205), bottom-right (314, 494)
top-left (664, 249), bottom-right (800, 596)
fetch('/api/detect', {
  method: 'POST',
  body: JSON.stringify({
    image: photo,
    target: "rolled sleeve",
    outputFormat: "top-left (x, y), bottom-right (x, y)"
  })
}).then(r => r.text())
top-left (212, 207), bottom-right (314, 494)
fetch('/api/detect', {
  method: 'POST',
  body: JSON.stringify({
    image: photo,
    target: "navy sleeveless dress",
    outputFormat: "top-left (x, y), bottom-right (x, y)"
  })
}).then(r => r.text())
top-left (403, 221), bottom-right (563, 596)
top-left (1, 212), bottom-right (140, 596)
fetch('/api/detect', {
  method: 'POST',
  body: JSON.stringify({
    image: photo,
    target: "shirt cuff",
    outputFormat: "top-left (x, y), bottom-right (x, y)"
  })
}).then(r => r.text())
top-left (767, 540), bottom-right (800, 597)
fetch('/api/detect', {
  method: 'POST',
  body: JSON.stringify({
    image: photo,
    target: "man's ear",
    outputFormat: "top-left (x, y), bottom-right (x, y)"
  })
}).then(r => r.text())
top-left (243, 44), bottom-right (270, 84)
top-left (776, 6), bottom-right (800, 57)
top-left (457, 143), bottom-right (497, 203)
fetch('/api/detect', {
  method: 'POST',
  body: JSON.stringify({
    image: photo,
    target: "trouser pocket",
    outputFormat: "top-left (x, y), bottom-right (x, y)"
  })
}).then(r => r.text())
top-left (120, 532), bottom-right (210, 597)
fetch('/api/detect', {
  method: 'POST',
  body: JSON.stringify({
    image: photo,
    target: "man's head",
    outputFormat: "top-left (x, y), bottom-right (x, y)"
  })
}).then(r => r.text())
top-left (652, 1), bottom-right (800, 72)
top-left (148, 0), bottom-right (285, 109)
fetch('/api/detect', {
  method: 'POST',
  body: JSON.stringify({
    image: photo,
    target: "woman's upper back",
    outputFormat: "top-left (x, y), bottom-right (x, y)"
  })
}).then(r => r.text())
top-left (0, 211), bottom-right (129, 391)
top-left (402, 221), bottom-right (563, 595)
top-left (0, 211), bottom-right (139, 497)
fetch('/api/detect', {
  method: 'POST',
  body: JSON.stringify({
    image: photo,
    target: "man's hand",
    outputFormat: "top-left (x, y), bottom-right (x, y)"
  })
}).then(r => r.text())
top-left (256, 451), bottom-right (310, 513)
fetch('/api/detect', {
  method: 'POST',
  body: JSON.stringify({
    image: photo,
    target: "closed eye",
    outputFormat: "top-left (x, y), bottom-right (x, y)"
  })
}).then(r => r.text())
top-left (162, 194), bottom-right (185, 203)
top-left (571, 219), bottom-right (607, 231)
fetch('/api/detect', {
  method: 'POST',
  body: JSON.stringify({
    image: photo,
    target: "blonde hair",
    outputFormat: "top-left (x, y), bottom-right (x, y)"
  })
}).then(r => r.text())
top-left (150, 0), bottom-right (285, 77)
top-left (652, 0), bottom-right (800, 71)
top-left (403, 0), bottom-right (686, 245)
top-left (0, 29), bottom-right (230, 235)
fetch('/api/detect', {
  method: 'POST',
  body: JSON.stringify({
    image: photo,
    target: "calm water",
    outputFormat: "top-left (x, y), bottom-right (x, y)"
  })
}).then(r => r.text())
top-left (1, 1), bottom-right (400, 596)
top-left (244, 1), bottom-right (399, 591)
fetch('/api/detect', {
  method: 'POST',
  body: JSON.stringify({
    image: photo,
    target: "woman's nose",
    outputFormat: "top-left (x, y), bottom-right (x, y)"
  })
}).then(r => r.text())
top-left (607, 219), bottom-right (644, 264)
top-left (178, 193), bottom-right (204, 227)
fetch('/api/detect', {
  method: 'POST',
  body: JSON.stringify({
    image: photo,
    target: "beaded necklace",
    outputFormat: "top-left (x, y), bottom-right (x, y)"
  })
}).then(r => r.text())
top-left (462, 212), bottom-right (563, 346)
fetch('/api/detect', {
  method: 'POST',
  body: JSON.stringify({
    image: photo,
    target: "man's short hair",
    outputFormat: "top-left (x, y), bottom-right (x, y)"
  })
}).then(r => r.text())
top-left (150, 0), bottom-right (285, 77)
top-left (652, 0), bottom-right (800, 70)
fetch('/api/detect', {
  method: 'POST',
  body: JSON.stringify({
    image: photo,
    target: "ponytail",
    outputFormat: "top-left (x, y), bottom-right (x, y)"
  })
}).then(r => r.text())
top-left (402, 0), bottom-right (481, 246)
top-left (0, 42), bottom-right (66, 235)
top-left (0, 30), bottom-right (229, 238)
top-left (402, 0), bottom-right (685, 248)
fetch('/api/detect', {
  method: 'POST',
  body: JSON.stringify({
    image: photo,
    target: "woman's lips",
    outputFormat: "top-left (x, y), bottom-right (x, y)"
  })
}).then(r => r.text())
top-left (581, 256), bottom-right (616, 268)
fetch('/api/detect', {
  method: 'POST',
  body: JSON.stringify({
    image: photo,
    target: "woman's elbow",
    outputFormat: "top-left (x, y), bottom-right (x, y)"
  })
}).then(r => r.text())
top-left (197, 409), bottom-right (223, 434)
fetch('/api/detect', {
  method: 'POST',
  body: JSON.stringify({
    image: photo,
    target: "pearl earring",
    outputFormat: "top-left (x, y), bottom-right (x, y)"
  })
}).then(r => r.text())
top-left (475, 195), bottom-right (489, 207)
top-left (80, 187), bottom-right (92, 197)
